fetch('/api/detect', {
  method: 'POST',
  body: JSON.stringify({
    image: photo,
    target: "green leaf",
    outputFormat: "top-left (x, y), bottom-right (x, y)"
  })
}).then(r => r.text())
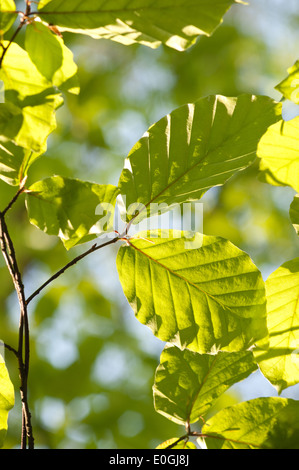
top-left (156, 438), bottom-right (197, 449)
top-left (116, 230), bottom-right (268, 354)
top-left (254, 258), bottom-right (299, 393)
top-left (0, 0), bottom-right (17, 34)
top-left (153, 344), bottom-right (257, 425)
top-left (38, 0), bottom-right (245, 51)
top-left (0, 139), bottom-right (41, 186)
top-left (257, 116), bottom-right (299, 192)
top-left (118, 95), bottom-right (282, 222)
top-left (25, 176), bottom-right (119, 249)
top-left (25, 21), bottom-right (80, 95)
top-left (201, 397), bottom-right (299, 449)
top-left (0, 41), bottom-right (63, 153)
top-left (276, 60), bottom-right (299, 104)
top-left (290, 194), bottom-right (299, 235)
top-left (0, 358), bottom-right (14, 449)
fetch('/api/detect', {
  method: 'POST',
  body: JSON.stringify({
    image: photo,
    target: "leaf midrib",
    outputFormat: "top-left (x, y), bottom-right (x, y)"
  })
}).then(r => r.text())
top-left (127, 240), bottom-right (236, 315)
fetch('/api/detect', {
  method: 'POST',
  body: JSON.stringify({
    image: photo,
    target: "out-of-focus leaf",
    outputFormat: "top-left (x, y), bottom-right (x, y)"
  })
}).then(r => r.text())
top-left (118, 95), bottom-right (282, 222)
top-left (254, 258), bottom-right (299, 393)
top-left (154, 344), bottom-right (257, 425)
top-left (257, 116), bottom-right (299, 192)
top-left (25, 22), bottom-right (79, 95)
top-left (202, 397), bottom-right (299, 449)
top-left (0, 0), bottom-right (17, 34)
top-left (290, 194), bottom-right (299, 235)
top-left (38, 0), bottom-right (245, 51)
top-left (0, 358), bottom-right (14, 449)
top-left (117, 230), bottom-right (268, 354)
top-left (26, 176), bottom-right (119, 249)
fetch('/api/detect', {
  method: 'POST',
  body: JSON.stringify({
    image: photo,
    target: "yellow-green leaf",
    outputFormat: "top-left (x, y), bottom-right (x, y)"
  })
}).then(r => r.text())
top-left (38, 0), bottom-right (245, 51)
top-left (257, 116), bottom-right (299, 192)
top-left (25, 21), bottom-right (79, 95)
top-left (0, 0), bottom-right (17, 34)
top-left (276, 59), bottom-right (299, 105)
top-left (254, 258), bottom-right (299, 393)
top-left (154, 344), bottom-right (257, 425)
top-left (202, 397), bottom-right (299, 449)
top-left (26, 176), bottom-right (119, 249)
top-left (0, 358), bottom-right (14, 449)
top-left (0, 139), bottom-right (40, 186)
top-left (118, 95), bottom-right (282, 223)
top-left (117, 230), bottom-right (268, 354)
top-left (0, 41), bottom-right (63, 153)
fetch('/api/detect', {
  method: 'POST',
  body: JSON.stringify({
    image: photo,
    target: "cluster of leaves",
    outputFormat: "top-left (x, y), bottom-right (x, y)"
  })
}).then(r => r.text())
top-left (0, 0), bottom-right (299, 449)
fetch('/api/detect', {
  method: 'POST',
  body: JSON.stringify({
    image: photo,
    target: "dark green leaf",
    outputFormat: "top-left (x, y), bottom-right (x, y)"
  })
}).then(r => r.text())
top-left (290, 195), bottom-right (299, 235)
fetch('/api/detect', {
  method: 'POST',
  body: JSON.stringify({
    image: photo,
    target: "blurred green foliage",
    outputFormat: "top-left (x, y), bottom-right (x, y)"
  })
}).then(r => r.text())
top-left (1, 0), bottom-right (299, 449)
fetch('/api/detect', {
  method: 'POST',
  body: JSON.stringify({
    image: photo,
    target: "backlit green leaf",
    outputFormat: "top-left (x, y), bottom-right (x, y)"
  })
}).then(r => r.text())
top-left (0, 358), bottom-right (14, 449)
top-left (254, 258), bottom-right (299, 393)
top-left (290, 194), bottom-right (299, 235)
top-left (0, 0), bottom-right (17, 34)
top-left (276, 59), bottom-right (299, 104)
top-left (202, 397), bottom-right (299, 449)
top-left (0, 139), bottom-right (40, 186)
top-left (117, 230), bottom-right (268, 354)
top-left (0, 41), bottom-right (63, 153)
top-left (38, 0), bottom-right (245, 51)
top-left (26, 176), bottom-right (119, 249)
top-left (153, 344), bottom-right (257, 425)
top-left (25, 21), bottom-right (79, 95)
top-left (257, 116), bottom-right (299, 192)
top-left (118, 95), bottom-right (281, 222)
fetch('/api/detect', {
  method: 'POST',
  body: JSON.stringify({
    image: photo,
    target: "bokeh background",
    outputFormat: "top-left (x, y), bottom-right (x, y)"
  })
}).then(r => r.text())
top-left (1, 0), bottom-right (299, 449)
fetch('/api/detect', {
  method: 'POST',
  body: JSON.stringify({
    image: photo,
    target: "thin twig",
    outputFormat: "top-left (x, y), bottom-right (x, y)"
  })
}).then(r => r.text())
top-left (1, 342), bottom-right (18, 358)
top-left (26, 236), bottom-right (121, 305)
top-left (1, 179), bottom-right (27, 217)
top-left (0, 214), bottom-right (34, 449)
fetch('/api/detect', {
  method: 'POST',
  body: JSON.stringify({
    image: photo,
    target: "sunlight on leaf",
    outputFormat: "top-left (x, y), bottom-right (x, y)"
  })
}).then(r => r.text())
top-left (0, 0), bottom-right (17, 35)
top-left (26, 176), bottom-right (119, 249)
top-left (38, 0), bottom-right (245, 51)
top-left (153, 344), bottom-right (257, 425)
top-left (257, 116), bottom-right (299, 193)
top-left (202, 397), bottom-right (299, 449)
top-left (254, 258), bottom-right (299, 393)
top-left (118, 94), bottom-right (282, 222)
top-left (117, 230), bottom-right (268, 354)
top-left (0, 359), bottom-right (14, 449)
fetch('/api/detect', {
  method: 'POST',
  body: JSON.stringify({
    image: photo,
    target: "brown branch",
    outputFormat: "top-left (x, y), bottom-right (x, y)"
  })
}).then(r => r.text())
top-left (0, 214), bottom-right (34, 449)
top-left (1, 179), bottom-right (27, 217)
